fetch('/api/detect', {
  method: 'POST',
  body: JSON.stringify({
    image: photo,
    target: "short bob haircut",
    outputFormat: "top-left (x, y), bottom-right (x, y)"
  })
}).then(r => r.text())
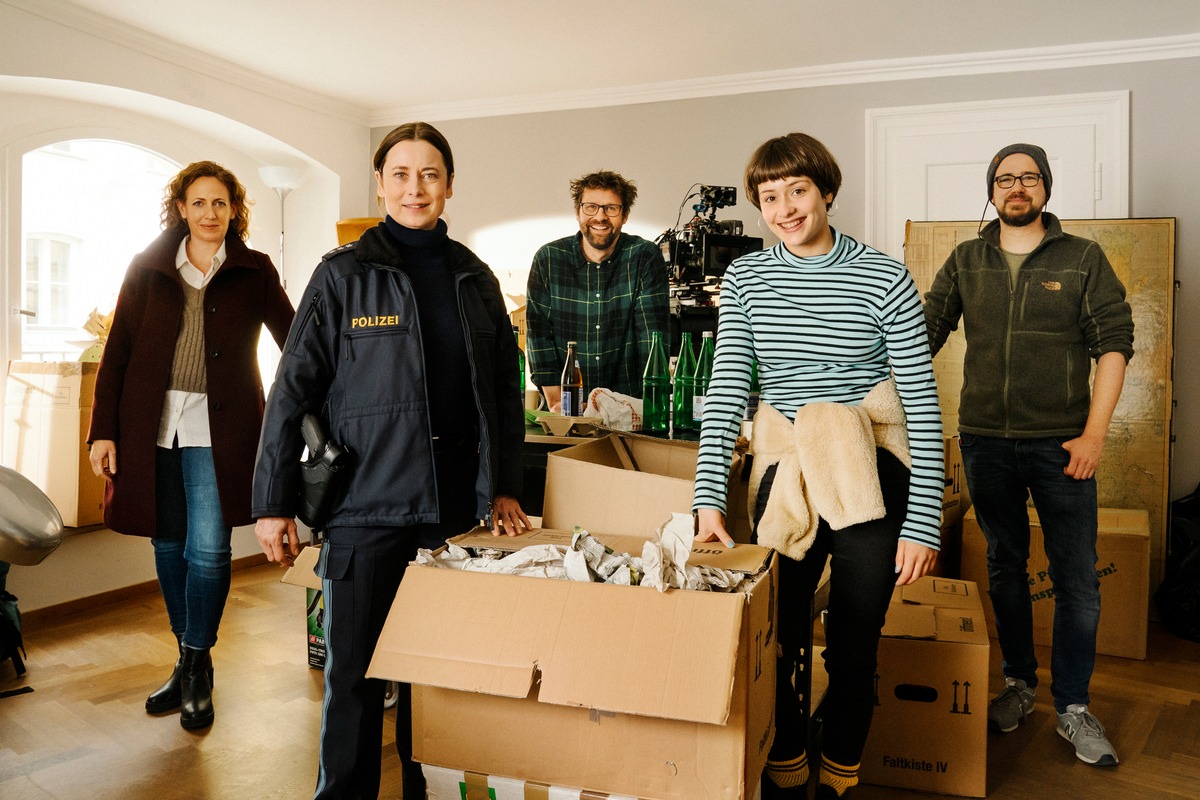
top-left (162, 161), bottom-right (251, 240)
top-left (569, 170), bottom-right (638, 216)
top-left (373, 121), bottom-right (454, 177)
top-left (744, 133), bottom-right (842, 211)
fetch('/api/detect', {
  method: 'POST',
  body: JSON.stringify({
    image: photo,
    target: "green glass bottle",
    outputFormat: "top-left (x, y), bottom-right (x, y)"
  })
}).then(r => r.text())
top-left (641, 331), bottom-right (670, 432)
top-left (692, 330), bottom-right (715, 426)
top-left (512, 325), bottom-right (525, 395)
top-left (672, 332), bottom-right (697, 432)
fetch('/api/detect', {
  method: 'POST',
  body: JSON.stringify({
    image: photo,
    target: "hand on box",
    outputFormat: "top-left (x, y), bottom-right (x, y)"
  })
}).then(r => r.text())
top-left (694, 507), bottom-right (735, 548)
top-left (491, 495), bottom-right (532, 538)
top-left (894, 540), bottom-right (937, 586)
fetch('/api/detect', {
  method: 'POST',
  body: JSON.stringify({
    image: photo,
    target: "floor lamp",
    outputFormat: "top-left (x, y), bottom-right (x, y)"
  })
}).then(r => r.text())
top-left (258, 166), bottom-right (302, 289)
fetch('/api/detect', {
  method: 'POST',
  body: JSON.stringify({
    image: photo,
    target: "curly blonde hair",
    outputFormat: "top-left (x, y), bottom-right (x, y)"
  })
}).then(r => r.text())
top-left (161, 161), bottom-right (251, 240)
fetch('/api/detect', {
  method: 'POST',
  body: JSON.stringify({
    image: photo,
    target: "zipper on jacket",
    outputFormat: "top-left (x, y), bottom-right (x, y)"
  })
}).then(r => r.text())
top-left (343, 325), bottom-right (409, 361)
top-left (456, 272), bottom-right (492, 509)
top-left (286, 290), bottom-right (323, 355)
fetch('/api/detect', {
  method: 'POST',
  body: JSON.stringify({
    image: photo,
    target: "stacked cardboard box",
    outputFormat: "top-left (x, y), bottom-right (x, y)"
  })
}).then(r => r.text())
top-left (859, 577), bottom-right (990, 797)
top-left (935, 435), bottom-right (971, 577)
top-left (960, 506), bottom-right (1150, 659)
top-left (3, 361), bottom-right (104, 527)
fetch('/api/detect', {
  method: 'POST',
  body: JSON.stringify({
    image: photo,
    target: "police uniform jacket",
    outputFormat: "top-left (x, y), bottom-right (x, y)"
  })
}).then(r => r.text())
top-left (89, 226), bottom-right (295, 537)
top-left (251, 222), bottom-right (524, 527)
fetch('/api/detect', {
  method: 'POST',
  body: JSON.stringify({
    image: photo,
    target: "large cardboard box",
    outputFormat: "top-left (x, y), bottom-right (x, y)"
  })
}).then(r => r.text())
top-left (3, 361), bottom-right (104, 527)
top-left (960, 506), bottom-right (1150, 659)
top-left (280, 544), bottom-right (326, 669)
top-left (860, 577), bottom-right (989, 798)
top-left (367, 526), bottom-right (777, 800)
top-left (543, 431), bottom-right (751, 541)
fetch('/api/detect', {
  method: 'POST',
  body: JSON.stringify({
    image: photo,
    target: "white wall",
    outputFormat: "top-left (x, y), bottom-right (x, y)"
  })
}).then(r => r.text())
top-left (376, 56), bottom-right (1200, 503)
top-left (0, 3), bottom-right (368, 610)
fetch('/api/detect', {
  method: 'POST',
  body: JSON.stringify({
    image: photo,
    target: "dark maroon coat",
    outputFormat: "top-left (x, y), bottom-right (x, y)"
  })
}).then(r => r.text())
top-left (88, 227), bottom-right (294, 537)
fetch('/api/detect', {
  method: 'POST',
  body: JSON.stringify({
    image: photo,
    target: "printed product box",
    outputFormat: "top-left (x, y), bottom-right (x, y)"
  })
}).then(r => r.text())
top-left (280, 544), bottom-right (326, 669)
top-left (366, 522), bottom-right (777, 800)
top-left (960, 506), bottom-right (1150, 659)
top-left (3, 361), bottom-right (104, 527)
top-left (859, 577), bottom-right (990, 797)
top-left (423, 763), bottom-right (639, 799)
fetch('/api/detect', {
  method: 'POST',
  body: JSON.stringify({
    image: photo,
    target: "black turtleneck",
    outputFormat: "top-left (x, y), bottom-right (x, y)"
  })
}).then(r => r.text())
top-left (383, 216), bottom-right (473, 439)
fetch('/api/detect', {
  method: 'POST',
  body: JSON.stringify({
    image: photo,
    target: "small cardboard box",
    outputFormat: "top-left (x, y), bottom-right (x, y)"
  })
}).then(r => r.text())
top-left (860, 577), bottom-right (990, 798)
top-left (280, 545), bottom-right (326, 669)
top-left (367, 526), bottom-right (777, 800)
top-left (423, 763), bottom-right (637, 800)
top-left (960, 506), bottom-right (1150, 660)
top-left (543, 431), bottom-right (751, 541)
top-left (3, 361), bottom-right (104, 527)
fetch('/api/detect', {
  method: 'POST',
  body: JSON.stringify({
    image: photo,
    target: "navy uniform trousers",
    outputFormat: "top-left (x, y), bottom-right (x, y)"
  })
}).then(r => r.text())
top-left (312, 444), bottom-right (479, 800)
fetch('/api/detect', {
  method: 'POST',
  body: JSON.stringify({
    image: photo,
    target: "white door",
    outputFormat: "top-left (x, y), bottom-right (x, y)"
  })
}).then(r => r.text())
top-left (867, 91), bottom-right (1130, 261)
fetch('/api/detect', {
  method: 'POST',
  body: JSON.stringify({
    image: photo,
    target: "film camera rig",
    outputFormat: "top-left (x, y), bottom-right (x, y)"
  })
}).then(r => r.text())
top-left (656, 184), bottom-right (761, 304)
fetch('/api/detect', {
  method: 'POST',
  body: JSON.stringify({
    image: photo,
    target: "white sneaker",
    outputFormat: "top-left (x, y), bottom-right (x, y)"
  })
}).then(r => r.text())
top-left (1057, 704), bottom-right (1119, 766)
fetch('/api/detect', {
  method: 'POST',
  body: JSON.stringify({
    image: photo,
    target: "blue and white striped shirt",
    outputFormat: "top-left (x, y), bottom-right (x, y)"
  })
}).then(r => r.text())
top-left (692, 229), bottom-right (944, 549)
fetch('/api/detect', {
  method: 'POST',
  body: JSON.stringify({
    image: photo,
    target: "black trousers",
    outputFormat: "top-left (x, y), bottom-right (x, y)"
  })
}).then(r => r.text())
top-left (312, 446), bottom-right (478, 800)
top-left (758, 448), bottom-right (910, 768)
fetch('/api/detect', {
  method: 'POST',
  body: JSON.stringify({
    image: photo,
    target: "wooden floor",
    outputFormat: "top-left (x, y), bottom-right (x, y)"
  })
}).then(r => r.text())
top-left (2, 562), bottom-right (1199, 800)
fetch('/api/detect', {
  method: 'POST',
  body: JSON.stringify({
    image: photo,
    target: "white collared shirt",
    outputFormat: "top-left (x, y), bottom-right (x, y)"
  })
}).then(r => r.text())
top-left (156, 237), bottom-right (226, 448)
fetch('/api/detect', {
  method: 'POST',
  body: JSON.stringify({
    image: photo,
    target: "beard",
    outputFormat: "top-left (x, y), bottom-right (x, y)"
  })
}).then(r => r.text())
top-left (996, 195), bottom-right (1043, 228)
top-left (582, 226), bottom-right (618, 252)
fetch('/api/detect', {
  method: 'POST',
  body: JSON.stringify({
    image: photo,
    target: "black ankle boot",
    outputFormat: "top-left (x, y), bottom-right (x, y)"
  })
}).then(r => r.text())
top-left (179, 646), bottom-right (214, 730)
top-left (145, 637), bottom-right (185, 714)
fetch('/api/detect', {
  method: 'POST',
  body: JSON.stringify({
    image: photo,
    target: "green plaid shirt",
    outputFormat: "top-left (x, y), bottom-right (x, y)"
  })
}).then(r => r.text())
top-left (526, 232), bottom-right (669, 398)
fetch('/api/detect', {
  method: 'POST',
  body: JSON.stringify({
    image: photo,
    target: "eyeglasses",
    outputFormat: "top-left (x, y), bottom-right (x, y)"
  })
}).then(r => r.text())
top-left (994, 173), bottom-right (1043, 189)
top-left (579, 202), bottom-right (624, 218)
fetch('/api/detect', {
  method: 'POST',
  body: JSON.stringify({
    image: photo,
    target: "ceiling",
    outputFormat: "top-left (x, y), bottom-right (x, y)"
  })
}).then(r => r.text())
top-left (45, 0), bottom-right (1200, 124)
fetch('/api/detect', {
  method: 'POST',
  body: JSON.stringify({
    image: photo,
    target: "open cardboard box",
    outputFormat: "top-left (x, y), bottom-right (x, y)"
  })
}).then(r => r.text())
top-left (543, 430), bottom-right (751, 541)
top-left (367, 517), bottom-right (777, 800)
top-left (859, 577), bottom-right (989, 797)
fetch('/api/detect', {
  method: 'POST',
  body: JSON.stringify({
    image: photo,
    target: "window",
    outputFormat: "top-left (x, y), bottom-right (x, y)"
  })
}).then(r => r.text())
top-left (20, 140), bottom-right (178, 360)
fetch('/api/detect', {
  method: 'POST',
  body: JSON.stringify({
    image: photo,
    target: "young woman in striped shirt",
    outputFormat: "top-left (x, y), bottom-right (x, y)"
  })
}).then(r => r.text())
top-left (692, 133), bottom-right (943, 800)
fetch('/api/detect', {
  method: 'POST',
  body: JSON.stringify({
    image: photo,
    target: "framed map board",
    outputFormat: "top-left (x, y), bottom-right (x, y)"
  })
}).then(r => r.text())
top-left (905, 218), bottom-right (1176, 587)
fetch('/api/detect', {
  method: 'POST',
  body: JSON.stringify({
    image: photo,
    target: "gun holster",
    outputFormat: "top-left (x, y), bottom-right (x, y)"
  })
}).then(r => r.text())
top-left (298, 414), bottom-right (350, 532)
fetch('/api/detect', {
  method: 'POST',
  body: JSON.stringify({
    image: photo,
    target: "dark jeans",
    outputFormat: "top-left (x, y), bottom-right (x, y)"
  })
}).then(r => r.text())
top-left (312, 444), bottom-right (479, 800)
top-left (959, 433), bottom-right (1099, 712)
top-left (152, 445), bottom-right (232, 650)
top-left (759, 448), bottom-right (910, 768)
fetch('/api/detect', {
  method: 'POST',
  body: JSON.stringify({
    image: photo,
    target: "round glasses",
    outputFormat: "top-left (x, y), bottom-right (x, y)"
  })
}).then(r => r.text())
top-left (579, 202), bottom-right (624, 218)
top-left (994, 173), bottom-right (1043, 189)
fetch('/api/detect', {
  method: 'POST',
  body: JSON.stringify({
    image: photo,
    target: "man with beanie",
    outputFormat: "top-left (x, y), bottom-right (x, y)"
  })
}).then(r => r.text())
top-left (924, 143), bottom-right (1133, 767)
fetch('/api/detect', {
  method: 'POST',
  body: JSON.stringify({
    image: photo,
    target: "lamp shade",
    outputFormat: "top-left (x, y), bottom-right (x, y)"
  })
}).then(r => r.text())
top-left (258, 165), bottom-right (302, 191)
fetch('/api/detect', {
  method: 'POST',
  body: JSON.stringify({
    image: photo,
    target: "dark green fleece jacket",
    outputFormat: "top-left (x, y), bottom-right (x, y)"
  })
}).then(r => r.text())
top-left (924, 213), bottom-right (1134, 439)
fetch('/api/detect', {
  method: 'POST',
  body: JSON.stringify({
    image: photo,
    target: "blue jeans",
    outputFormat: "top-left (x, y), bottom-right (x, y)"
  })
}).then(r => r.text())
top-left (959, 433), bottom-right (1099, 712)
top-left (152, 445), bottom-right (232, 650)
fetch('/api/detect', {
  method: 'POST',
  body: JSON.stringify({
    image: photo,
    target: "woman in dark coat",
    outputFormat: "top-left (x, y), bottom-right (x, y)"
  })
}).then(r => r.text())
top-left (88, 161), bottom-right (294, 729)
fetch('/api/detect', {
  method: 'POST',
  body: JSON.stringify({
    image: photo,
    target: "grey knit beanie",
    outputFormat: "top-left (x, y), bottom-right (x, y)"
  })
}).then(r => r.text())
top-left (986, 143), bottom-right (1052, 201)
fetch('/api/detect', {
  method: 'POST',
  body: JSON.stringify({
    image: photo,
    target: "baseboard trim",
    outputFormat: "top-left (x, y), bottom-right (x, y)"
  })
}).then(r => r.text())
top-left (21, 552), bottom-right (270, 628)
